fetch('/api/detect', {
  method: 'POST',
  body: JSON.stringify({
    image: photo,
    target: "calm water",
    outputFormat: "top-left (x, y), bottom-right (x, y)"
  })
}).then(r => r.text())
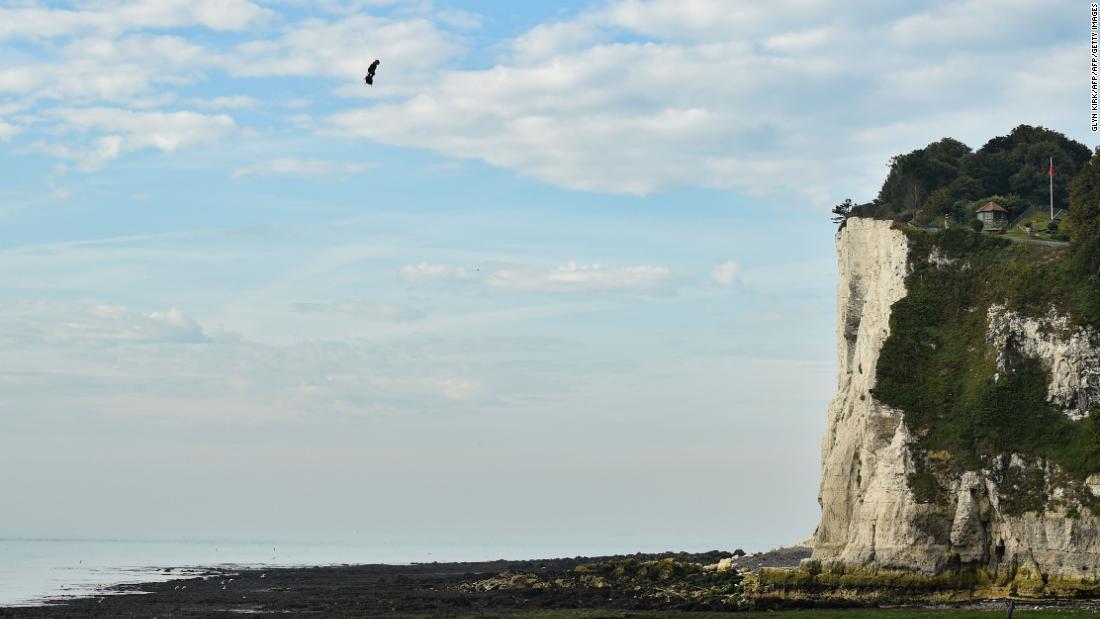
top-left (0, 538), bottom-right (662, 606)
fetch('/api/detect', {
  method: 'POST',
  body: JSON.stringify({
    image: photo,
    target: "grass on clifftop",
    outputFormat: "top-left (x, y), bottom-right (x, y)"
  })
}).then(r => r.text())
top-left (872, 227), bottom-right (1100, 512)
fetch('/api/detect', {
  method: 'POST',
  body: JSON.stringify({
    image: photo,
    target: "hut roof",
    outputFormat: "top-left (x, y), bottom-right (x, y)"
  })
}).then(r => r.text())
top-left (977, 202), bottom-right (1008, 213)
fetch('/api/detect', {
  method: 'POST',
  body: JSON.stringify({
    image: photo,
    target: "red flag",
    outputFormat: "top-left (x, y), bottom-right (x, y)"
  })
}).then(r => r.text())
top-left (1049, 161), bottom-right (1055, 177)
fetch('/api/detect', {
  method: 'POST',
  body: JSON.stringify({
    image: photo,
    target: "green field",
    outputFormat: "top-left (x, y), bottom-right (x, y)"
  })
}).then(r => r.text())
top-left (1000, 208), bottom-right (1066, 242)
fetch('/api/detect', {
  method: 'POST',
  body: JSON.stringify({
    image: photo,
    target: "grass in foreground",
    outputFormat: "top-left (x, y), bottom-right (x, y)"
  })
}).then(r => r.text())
top-left (468, 609), bottom-right (1096, 618)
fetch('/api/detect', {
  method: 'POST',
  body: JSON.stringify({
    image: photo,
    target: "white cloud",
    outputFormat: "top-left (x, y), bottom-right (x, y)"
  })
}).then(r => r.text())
top-left (325, 0), bottom-right (1080, 201)
top-left (602, 0), bottom-right (794, 40)
top-left (38, 304), bottom-right (210, 344)
top-left (398, 260), bottom-right (674, 293)
top-left (233, 158), bottom-right (374, 179)
top-left (0, 291), bottom-right (509, 420)
top-left (45, 108), bottom-right (236, 171)
top-left (292, 301), bottom-right (423, 321)
top-left (0, 0), bottom-right (271, 41)
top-left (0, 121), bottom-right (18, 141)
top-left (260, 0), bottom-right (403, 15)
top-left (887, 0), bottom-right (1051, 50)
top-left (225, 13), bottom-right (462, 93)
top-left (0, 0), bottom-right (1082, 204)
top-left (487, 261), bottom-right (673, 293)
top-left (0, 34), bottom-right (216, 105)
top-left (710, 260), bottom-right (740, 286)
top-left (761, 26), bottom-right (837, 53)
top-left (324, 18), bottom-right (845, 195)
top-left (367, 375), bottom-right (483, 402)
top-left (399, 262), bottom-right (469, 282)
top-left (189, 95), bottom-right (259, 109)
top-left (435, 377), bottom-right (481, 401)
top-left (509, 19), bottom-right (602, 63)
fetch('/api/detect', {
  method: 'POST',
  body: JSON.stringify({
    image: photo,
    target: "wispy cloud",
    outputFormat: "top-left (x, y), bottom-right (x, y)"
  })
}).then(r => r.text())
top-left (41, 107), bottom-right (235, 171)
top-left (399, 260), bottom-right (676, 294)
top-left (487, 261), bottom-right (674, 293)
top-left (291, 301), bottom-right (424, 321)
top-left (233, 158), bottom-right (375, 179)
top-left (710, 260), bottom-right (740, 287)
top-left (25, 303), bottom-right (210, 345)
top-left (399, 262), bottom-right (470, 282)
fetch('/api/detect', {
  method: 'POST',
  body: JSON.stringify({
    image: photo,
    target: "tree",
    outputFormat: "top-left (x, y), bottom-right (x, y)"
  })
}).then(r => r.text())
top-left (1068, 147), bottom-right (1100, 246)
top-left (960, 150), bottom-right (1014, 196)
top-left (860, 127), bottom-right (1091, 226)
top-left (831, 198), bottom-right (854, 226)
top-left (915, 175), bottom-right (983, 224)
top-left (877, 138), bottom-right (972, 219)
top-left (963, 125), bottom-right (1091, 211)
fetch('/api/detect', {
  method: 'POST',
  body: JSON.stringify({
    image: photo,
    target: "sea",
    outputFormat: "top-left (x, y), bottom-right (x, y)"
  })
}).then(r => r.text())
top-left (0, 538), bottom-right (677, 606)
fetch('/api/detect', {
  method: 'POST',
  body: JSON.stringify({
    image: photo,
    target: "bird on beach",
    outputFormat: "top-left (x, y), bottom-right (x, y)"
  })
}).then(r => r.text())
top-left (364, 59), bottom-right (380, 85)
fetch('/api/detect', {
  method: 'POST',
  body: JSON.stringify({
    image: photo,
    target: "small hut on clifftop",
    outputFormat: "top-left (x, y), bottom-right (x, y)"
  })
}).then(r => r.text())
top-left (976, 201), bottom-right (1008, 231)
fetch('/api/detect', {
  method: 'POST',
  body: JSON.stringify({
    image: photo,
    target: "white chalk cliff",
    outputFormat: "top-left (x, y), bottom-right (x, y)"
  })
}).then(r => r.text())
top-left (811, 217), bottom-right (1100, 583)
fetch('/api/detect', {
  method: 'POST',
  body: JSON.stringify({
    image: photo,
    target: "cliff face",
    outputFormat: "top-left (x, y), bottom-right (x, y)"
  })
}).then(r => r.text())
top-left (811, 217), bottom-right (1100, 588)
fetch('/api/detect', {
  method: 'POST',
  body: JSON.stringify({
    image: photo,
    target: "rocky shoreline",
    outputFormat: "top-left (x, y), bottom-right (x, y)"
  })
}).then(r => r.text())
top-left (9, 544), bottom-right (1100, 617)
top-left (0, 548), bottom-right (803, 618)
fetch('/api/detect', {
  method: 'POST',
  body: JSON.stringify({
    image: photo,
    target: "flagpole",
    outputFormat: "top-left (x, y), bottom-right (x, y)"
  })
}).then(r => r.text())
top-left (1050, 156), bottom-right (1054, 221)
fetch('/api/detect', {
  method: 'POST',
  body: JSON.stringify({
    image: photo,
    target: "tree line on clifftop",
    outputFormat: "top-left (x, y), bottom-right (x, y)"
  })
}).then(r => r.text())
top-left (831, 125), bottom-right (1100, 240)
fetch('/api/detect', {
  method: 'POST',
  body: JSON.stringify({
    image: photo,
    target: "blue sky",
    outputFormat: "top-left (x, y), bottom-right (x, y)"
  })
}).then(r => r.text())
top-left (0, 0), bottom-right (1090, 555)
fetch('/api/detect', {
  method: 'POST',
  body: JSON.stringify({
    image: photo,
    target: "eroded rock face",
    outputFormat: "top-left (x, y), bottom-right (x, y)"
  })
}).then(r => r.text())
top-left (810, 218), bottom-right (1100, 583)
top-left (811, 218), bottom-right (950, 573)
top-left (987, 305), bottom-right (1100, 421)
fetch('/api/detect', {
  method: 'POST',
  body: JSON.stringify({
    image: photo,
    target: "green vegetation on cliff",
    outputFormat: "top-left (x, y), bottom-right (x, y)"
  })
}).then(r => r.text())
top-left (856, 127), bottom-right (1100, 513)
top-left (872, 228), bottom-right (1100, 508)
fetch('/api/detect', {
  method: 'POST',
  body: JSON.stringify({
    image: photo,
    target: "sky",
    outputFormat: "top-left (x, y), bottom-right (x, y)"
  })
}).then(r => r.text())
top-left (0, 0), bottom-right (1091, 556)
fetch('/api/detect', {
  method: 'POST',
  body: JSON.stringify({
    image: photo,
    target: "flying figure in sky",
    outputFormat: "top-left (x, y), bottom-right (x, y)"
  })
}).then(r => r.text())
top-left (364, 59), bottom-right (380, 85)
